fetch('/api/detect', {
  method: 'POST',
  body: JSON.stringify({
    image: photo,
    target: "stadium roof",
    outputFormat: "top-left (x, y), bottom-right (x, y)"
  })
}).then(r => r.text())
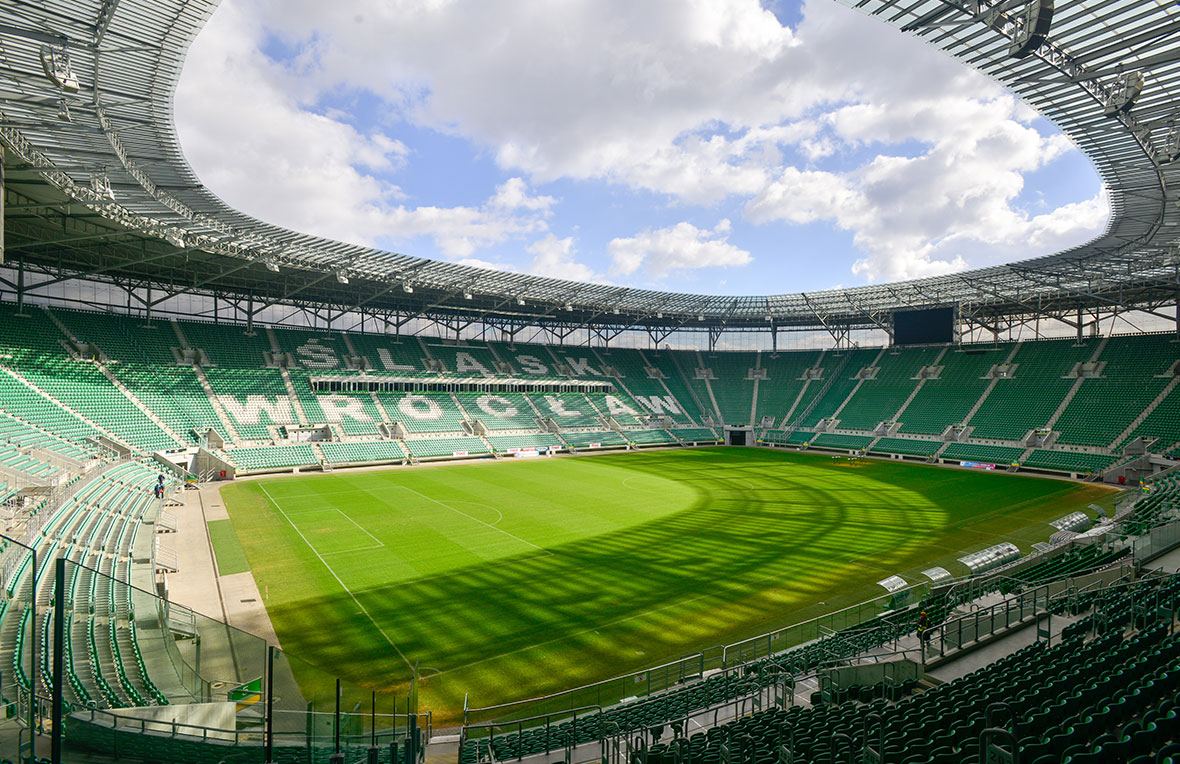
top-left (0, 0), bottom-right (1179, 337)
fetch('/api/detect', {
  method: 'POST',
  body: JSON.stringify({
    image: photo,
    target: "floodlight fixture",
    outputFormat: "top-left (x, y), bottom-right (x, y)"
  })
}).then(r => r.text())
top-left (564, 303), bottom-right (573, 311)
top-left (265, 260), bottom-right (281, 273)
top-left (39, 45), bottom-right (79, 92)
top-left (90, 172), bottom-right (114, 200)
top-left (516, 297), bottom-right (526, 306)
top-left (336, 272), bottom-right (350, 284)
top-left (1158, 121), bottom-right (1180, 164)
top-left (402, 282), bottom-right (414, 293)
top-left (1104, 71), bottom-right (1145, 116)
top-left (1008, 0), bottom-right (1053, 59)
top-left (463, 291), bottom-right (473, 300)
top-left (57, 99), bottom-right (71, 122)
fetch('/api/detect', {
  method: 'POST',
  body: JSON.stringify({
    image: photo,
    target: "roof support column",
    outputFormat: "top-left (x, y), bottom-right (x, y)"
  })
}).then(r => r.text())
top-left (1077, 304), bottom-right (1083, 343)
top-left (15, 256), bottom-right (24, 315)
top-left (246, 292), bottom-right (255, 335)
top-left (0, 150), bottom-right (6, 266)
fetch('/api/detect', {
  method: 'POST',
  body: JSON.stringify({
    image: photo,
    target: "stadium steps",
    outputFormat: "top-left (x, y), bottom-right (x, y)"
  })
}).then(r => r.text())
top-left (339, 330), bottom-right (361, 357)
top-left (1109, 375), bottom-right (1180, 450)
top-left (91, 363), bottom-right (186, 448)
top-left (631, 348), bottom-right (707, 425)
top-left (1041, 336), bottom-right (1107, 433)
top-left (693, 351), bottom-right (728, 424)
top-left (782, 349), bottom-right (854, 432)
top-left (169, 318), bottom-right (190, 348)
top-left (779, 371), bottom-right (813, 426)
top-left (0, 364), bottom-right (131, 451)
top-left (748, 351), bottom-right (761, 425)
top-left (829, 346), bottom-right (889, 422)
top-left (891, 346), bottom-right (949, 422)
top-left (961, 341), bottom-right (1023, 427)
top-left (368, 390), bottom-right (393, 423)
top-left (665, 350), bottom-right (718, 425)
top-left (263, 326), bottom-right (282, 354)
top-left (278, 366), bottom-right (311, 426)
top-left (192, 365), bottom-right (243, 443)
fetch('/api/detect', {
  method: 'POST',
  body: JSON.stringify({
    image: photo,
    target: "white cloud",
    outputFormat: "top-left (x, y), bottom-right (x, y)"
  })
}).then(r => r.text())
top-left (608, 220), bottom-right (751, 278)
top-left (177, 0), bottom-right (1108, 289)
top-left (175, 2), bottom-right (554, 259)
top-left (526, 234), bottom-right (599, 282)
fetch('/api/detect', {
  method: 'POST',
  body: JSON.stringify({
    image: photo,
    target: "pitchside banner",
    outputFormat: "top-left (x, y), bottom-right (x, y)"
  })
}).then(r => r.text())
top-left (961, 461), bottom-right (996, 470)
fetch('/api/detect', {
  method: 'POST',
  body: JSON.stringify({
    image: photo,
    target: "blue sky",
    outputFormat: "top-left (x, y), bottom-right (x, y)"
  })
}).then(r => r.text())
top-left (175, 0), bottom-right (1106, 296)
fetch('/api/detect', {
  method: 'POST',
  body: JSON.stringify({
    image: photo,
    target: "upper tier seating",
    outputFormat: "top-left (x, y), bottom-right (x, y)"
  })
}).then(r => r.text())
top-left (455, 392), bottom-right (539, 430)
top-left (838, 346), bottom-right (941, 431)
top-left (899, 345), bottom-right (1007, 435)
top-left (2, 302), bottom-right (1180, 470)
top-left (797, 348), bottom-right (881, 427)
top-left (969, 339), bottom-right (1096, 440)
top-left (378, 392), bottom-right (467, 434)
top-left (698, 351), bottom-right (757, 426)
top-left (756, 350), bottom-right (822, 427)
top-left (1055, 334), bottom-right (1179, 447)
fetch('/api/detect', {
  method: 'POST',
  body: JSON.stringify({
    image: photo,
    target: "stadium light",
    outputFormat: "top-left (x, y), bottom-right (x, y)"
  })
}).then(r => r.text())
top-left (612, 307), bottom-right (620, 314)
top-left (402, 282), bottom-right (414, 293)
top-left (264, 260), bottom-right (280, 273)
top-left (90, 173), bottom-right (114, 200)
top-left (1158, 121), bottom-right (1180, 164)
top-left (57, 99), bottom-right (71, 122)
top-left (463, 291), bottom-right (473, 300)
top-left (564, 303), bottom-right (573, 311)
top-left (516, 297), bottom-right (526, 306)
top-left (1008, 0), bottom-right (1053, 59)
top-left (1104, 71), bottom-right (1145, 116)
top-left (336, 272), bottom-right (350, 284)
top-left (39, 45), bottom-right (79, 92)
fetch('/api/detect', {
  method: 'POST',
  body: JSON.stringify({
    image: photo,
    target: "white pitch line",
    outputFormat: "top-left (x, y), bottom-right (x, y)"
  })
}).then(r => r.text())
top-left (258, 483), bottom-right (414, 672)
top-left (331, 508), bottom-right (386, 547)
top-left (399, 486), bottom-right (544, 551)
top-left (321, 544), bottom-right (386, 555)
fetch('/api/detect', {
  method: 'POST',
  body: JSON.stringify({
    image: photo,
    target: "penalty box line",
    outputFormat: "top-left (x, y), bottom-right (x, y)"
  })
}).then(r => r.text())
top-left (258, 483), bottom-right (414, 672)
top-left (398, 486), bottom-right (545, 552)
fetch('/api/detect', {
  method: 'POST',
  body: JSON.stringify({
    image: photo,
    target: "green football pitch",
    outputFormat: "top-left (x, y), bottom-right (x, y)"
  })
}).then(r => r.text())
top-left (218, 446), bottom-right (1111, 721)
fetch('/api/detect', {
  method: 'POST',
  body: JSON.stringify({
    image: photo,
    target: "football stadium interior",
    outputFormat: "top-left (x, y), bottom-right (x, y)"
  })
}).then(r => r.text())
top-left (3, 0), bottom-right (1180, 763)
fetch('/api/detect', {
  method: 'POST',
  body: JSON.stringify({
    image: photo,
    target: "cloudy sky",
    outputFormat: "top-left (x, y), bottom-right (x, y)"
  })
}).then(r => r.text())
top-left (174, 0), bottom-right (1106, 296)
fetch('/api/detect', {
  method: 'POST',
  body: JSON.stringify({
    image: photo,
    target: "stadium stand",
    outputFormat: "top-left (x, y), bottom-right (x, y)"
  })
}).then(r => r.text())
top-left (899, 345), bottom-right (1007, 435)
top-left (838, 346), bottom-right (941, 431)
top-left (1021, 449), bottom-right (1118, 474)
top-left (320, 440), bottom-right (407, 464)
top-left (756, 350), bottom-right (822, 428)
top-left (219, 445), bottom-right (318, 471)
top-left (868, 437), bottom-right (941, 458)
top-left (456, 392), bottom-right (540, 430)
top-left (379, 392), bottom-right (468, 434)
top-left (1, 306), bottom-right (1180, 478)
top-left (406, 436), bottom-right (490, 458)
top-left (811, 433), bottom-right (874, 450)
top-left (939, 443), bottom-right (1026, 465)
top-left (969, 339), bottom-right (1096, 440)
top-left (486, 433), bottom-right (564, 452)
top-left (699, 351), bottom-right (757, 426)
top-left (797, 348), bottom-right (881, 428)
top-left (1055, 334), bottom-right (1178, 447)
